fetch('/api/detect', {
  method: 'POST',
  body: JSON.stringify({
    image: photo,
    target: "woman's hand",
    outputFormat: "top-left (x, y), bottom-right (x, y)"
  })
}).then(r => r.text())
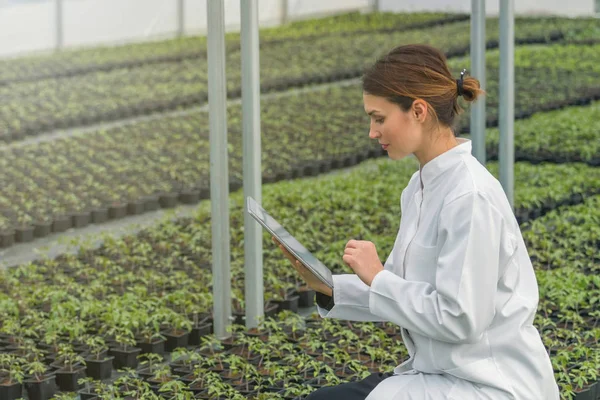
top-left (342, 239), bottom-right (384, 286)
top-left (271, 236), bottom-right (333, 297)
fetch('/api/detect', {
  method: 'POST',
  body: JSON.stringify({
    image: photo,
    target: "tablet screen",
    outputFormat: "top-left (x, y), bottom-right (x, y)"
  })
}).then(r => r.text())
top-left (246, 196), bottom-right (334, 289)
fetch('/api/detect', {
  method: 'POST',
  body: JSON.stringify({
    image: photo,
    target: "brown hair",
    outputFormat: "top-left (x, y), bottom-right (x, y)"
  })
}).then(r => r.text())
top-left (362, 44), bottom-right (483, 131)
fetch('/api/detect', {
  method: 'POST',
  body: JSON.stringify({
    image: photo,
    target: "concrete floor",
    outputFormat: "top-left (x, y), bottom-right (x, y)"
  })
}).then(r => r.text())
top-left (0, 203), bottom-right (200, 268)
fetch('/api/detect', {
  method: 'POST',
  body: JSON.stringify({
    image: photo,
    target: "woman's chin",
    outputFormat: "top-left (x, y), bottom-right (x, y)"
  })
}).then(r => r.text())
top-left (387, 151), bottom-right (406, 161)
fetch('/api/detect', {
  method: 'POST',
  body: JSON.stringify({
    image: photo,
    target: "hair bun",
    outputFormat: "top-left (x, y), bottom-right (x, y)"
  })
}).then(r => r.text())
top-left (460, 77), bottom-right (482, 103)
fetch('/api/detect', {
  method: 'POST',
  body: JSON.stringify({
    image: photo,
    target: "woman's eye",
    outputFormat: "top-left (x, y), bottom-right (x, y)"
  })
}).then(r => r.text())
top-left (375, 118), bottom-right (384, 124)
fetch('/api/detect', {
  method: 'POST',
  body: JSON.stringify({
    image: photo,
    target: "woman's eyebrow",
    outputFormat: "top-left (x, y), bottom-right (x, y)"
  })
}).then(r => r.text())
top-left (367, 110), bottom-right (382, 116)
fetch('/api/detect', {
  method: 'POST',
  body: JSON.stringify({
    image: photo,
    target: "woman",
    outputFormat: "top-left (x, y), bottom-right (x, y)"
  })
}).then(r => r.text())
top-left (273, 44), bottom-right (559, 399)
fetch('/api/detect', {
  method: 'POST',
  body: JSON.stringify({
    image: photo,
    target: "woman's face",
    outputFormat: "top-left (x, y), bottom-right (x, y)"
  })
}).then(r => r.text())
top-left (363, 93), bottom-right (424, 161)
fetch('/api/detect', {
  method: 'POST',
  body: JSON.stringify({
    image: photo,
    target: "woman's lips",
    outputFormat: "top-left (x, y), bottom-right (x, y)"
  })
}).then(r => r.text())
top-left (382, 144), bottom-right (389, 150)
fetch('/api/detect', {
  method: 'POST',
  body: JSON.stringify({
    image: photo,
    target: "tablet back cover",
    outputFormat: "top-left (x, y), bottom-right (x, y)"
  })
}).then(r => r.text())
top-left (247, 196), bottom-right (334, 289)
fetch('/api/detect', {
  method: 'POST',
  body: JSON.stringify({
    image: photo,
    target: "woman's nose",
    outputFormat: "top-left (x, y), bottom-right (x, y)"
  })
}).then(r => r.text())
top-left (369, 128), bottom-right (379, 139)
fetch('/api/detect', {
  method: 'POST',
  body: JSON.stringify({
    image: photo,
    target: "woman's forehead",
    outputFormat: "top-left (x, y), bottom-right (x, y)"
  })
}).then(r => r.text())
top-left (363, 93), bottom-right (394, 113)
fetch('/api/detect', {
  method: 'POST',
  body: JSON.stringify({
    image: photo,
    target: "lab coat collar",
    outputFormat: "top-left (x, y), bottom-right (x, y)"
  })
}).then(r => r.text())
top-left (419, 138), bottom-right (472, 190)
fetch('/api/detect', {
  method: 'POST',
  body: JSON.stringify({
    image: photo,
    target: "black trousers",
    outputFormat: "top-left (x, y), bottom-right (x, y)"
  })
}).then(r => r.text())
top-left (305, 372), bottom-right (393, 400)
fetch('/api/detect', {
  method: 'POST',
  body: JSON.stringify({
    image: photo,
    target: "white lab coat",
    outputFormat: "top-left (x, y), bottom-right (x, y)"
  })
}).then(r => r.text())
top-left (318, 138), bottom-right (560, 399)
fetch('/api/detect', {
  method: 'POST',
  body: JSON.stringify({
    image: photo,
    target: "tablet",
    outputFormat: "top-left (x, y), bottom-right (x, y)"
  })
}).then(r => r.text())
top-left (246, 196), bottom-right (334, 289)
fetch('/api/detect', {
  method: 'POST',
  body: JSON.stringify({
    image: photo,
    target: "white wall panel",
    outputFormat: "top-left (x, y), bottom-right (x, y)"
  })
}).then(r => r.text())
top-left (287, 0), bottom-right (370, 18)
top-left (0, 0), bottom-right (595, 59)
top-left (64, 0), bottom-right (178, 47)
top-left (379, 0), bottom-right (595, 17)
top-left (0, 1), bottom-right (54, 58)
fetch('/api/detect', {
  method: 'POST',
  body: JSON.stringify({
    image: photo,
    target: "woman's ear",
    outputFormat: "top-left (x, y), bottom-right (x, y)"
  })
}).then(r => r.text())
top-left (412, 99), bottom-right (428, 123)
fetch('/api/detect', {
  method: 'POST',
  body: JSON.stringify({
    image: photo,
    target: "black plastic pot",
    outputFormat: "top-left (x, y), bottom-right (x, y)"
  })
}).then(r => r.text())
top-left (109, 347), bottom-right (141, 370)
top-left (0, 381), bottom-right (23, 400)
top-left (143, 195), bottom-right (161, 211)
top-left (342, 154), bottom-right (358, 167)
top-left (85, 356), bottom-right (113, 380)
top-left (264, 302), bottom-right (279, 318)
top-left (127, 201), bottom-right (145, 215)
top-left (330, 158), bottom-right (344, 169)
top-left (147, 378), bottom-right (165, 395)
top-left (198, 187), bottom-right (210, 200)
top-left (91, 208), bottom-right (109, 224)
top-left (108, 203), bottom-right (127, 219)
top-left (356, 149), bottom-right (369, 163)
top-left (55, 367), bottom-right (86, 392)
top-left (163, 331), bottom-right (190, 352)
top-left (33, 221), bottom-right (52, 238)
top-left (573, 381), bottom-right (597, 400)
top-left (233, 312), bottom-right (245, 325)
top-left (274, 170), bottom-right (294, 181)
top-left (159, 193), bottom-right (179, 208)
top-left (0, 230), bottom-right (15, 248)
top-left (24, 375), bottom-right (57, 400)
top-left (179, 189), bottom-right (201, 204)
top-left (180, 374), bottom-right (205, 394)
top-left (319, 160), bottom-right (332, 173)
top-left (188, 323), bottom-right (213, 346)
top-left (229, 179), bottom-right (242, 192)
top-left (136, 367), bottom-right (159, 382)
top-left (296, 287), bottom-right (316, 308)
top-left (236, 388), bottom-right (258, 398)
top-left (71, 212), bottom-right (90, 228)
top-left (368, 147), bottom-right (384, 158)
top-left (137, 337), bottom-right (165, 355)
top-left (15, 226), bottom-right (35, 243)
top-left (78, 388), bottom-right (100, 400)
top-left (302, 163), bottom-right (320, 176)
top-left (52, 215), bottom-right (72, 232)
top-left (306, 376), bottom-right (327, 389)
top-left (274, 295), bottom-right (300, 313)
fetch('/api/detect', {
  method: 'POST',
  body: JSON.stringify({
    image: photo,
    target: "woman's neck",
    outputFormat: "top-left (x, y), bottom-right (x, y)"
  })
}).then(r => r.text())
top-left (414, 128), bottom-right (459, 169)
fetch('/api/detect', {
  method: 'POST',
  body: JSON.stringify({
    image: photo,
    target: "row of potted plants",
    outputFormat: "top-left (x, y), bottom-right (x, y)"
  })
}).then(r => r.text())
top-left (0, 271), bottom-right (597, 400)
top-left (523, 195), bottom-right (600, 276)
top-left (15, 156), bottom-right (590, 285)
top-left (526, 196), bottom-right (600, 399)
top-left (1, 69), bottom-right (599, 244)
top-left (1, 22), bottom-right (597, 141)
top-left (8, 10), bottom-right (599, 88)
top-left (2, 47), bottom-right (599, 149)
top-left (481, 101), bottom-right (600, 166)
top-left (0, 261), bottom-right (597, 400)
top-left (535, 264), bottom-right (600, 399)
top-left (0, 152), bottom-right (598, 398)
top-left (0, 11), bottom-right (469, 85)
top-left (0, 311), bottom-right (411, 399)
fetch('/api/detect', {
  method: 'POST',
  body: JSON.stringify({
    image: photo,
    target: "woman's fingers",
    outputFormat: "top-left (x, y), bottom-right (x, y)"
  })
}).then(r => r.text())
top-left (294, 260), bottom-right (312, 282)
top-left (294, 261), bottom-right (331, 296)
top-left (272, 237), bottom-right (332, 297)
top-left (292, 260), bottom-right (302, 274)
top-left (294, 260), bottom-right (308, 275)
top-left (274, 241), bottom-right (294, 260)
top-left (279, 246), bottom-right (295, 262)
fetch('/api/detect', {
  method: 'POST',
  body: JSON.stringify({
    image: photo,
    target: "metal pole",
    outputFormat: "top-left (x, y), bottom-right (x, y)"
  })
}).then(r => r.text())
top-left (241, 0), bottom-right (264, 329)
top-left (56, 0), bottom-right (63, 51)
top-left (177, 0), bottom-right (185, 37)
top-left (499, 0), bottom-right (515, 209)
top-left (470, 0), bottom-right (486, 165)
top-left (207, 0), bottom-right (232, 339)
top-left (281, 0), bottom-right (288, 25)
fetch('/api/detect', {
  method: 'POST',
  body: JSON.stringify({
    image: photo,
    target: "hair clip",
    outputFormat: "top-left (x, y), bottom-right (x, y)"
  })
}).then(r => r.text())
top-left (457, 69), bottom-right (467, 97)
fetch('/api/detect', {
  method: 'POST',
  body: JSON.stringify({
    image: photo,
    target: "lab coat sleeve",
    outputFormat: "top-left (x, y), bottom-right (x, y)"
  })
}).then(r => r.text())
top-left (368, 190), bottom-right (504, 344)
top-left (317, 274), bottom-right (386, 321)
